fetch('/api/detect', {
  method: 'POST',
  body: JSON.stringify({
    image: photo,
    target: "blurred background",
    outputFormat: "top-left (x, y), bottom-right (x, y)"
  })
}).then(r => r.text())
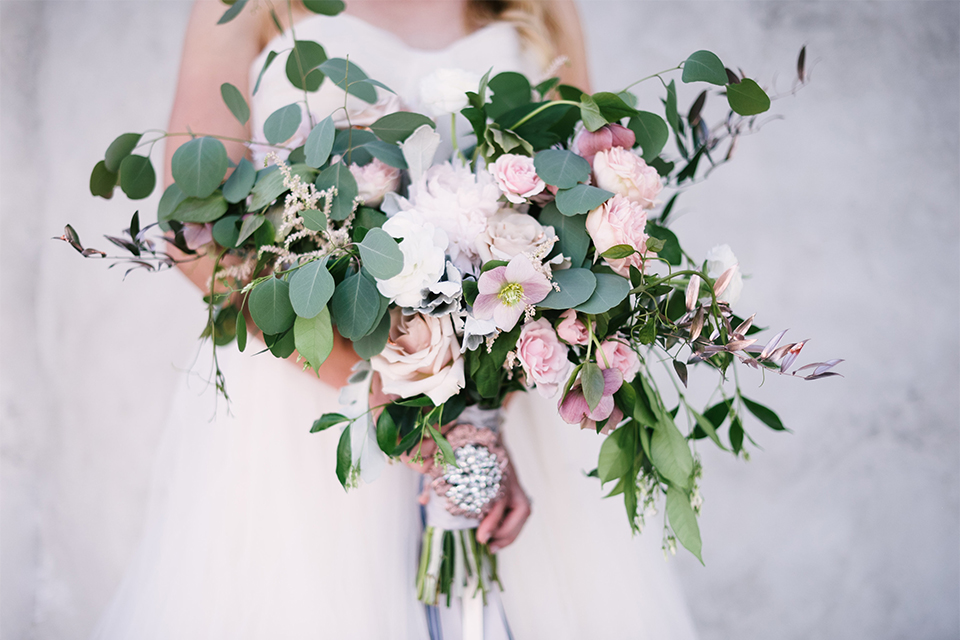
top-left (2, 0), bottom-right (957, 638)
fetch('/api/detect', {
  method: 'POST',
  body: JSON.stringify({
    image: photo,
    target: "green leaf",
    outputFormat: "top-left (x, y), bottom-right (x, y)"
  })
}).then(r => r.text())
top-left (158, 183), bottom-right (186, 225)
top-left (263, 103), bottom-right (302, 145)
top-left (730, 416), bottom-right (744, 454)
top-left (598, 423), bottom-right (636, 483)
top-left (636, 318), bottom-right (657, 346)
top-left (312, 412), bottom-right (348, 433)
top-left (591, 91), bottom-right (638, 121)
top-left (219, 158), bottom-right (254, 204)
top-left (118, 155), bottom-right (155, 200)
top-left (555, 184), bottom-right (614, 216)
top-left (664, 80), bottom-right (680, 135)
top-left (667, 486), bottom-right (703, 563)
top-left (249, 277), bottom-right (296, 335)
top-left (575, 273), bottom-right (631, 315)
top-left (304, 116), bottom-right (335, 168)
top-left (89, 160), bottom-right (118, 199)
top-left (533, 149), bottom-right (590, 189)
top-left (288, 259), bottom-right (335, 318)
top-left (170, 193), bottom-right (228, 223)
top-left (539, 201), bottom-right (589, 268)
top-left (461, 280), bottom-right (479, 306)
top-left (427, 425), bottom-right (458, 468)
top-left (376, 409), bottom-right (398, 454)
top-left (330, 272), bottom-right (379, 340)
top-left (301, 208), bottom-right (327, 232)
top-left (319, 58), bottom-right (377, 103)
top-left (303, 0), bottom-right (345, 15)
top-left (171, 137), bottom-right (228, 199)
top-left (315, 161), bottom-right (359, 221)
top-left (253, 50), bottom-right (278, 95)
top-left (236, 214), bottom-right (265, 246)
top-left (212, 215), bottom-right (241, 248)
top-left (538, 268), bottom-right (597, 309)
top-left (581, 363), bottom-right (605, 412)
top-left (651, 413), bottom-right (694, 490)
top-left (294, 306), bottom-right (334, 373)
top-left (286, 40), bottom-right (327, 92)
top-left (682, 50), bottom-right (728, 86)
top-left (487, 71), bottom-right (532, 120)
top-left (220, 82), bottom-right (249, 125)
top-left (104, 133), bottom-right (142, 173)
top-left (248, 163), bottom-right (316, 210)
top-left (741, 396), bottom-right (787, 431)
top-left (358, 227), bottom-right (404, 280)
top-left (217, 0), bottom-right (249, 24)
top-left (336, 426), bottom-right (352, 489)
top-left (264, 327), bottom-right (296, 358)
top-left (627, 111), bottom-right (669, 162)
top-left (689, 405), bottom-right (726, 450)
top-left (370, 112), bottom-right (436, 144)
top-left (361, 139), bottom-right (407, 170)
top-left (352, 307), bottom-right (391, 359)
top-left (601, 244), bottom-right (636, 260)
top-left (645, 222), bottom-right (682, 266)
top-left (726, 78), bottom-right (771, 116)
top-left (236, 311), bottom-right (247, 352)
top-left (578, 93), bottom-right (607, 132)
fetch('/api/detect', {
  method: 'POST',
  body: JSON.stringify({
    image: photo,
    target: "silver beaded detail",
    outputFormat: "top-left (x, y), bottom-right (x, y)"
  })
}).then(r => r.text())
top-left (442, 444), bottom-right (503, 516)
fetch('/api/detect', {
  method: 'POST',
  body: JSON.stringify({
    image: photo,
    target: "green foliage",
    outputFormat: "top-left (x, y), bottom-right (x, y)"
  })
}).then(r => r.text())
top-left (304, 116), bottom-right (335, 168)
top-left (580, 363), bottom-right (605, 412)
top-left (294, 306), bottom-right (334, 373)
top-left (726, 79), bottom-right (771, 116)
top-left (352, 308), bottom-right (391, 359)
top-left (118, 155), bottom-right (155, 200)
top-left (742, 396), bottom-right (787, 431)
top-left (217, 0), bottom-right (248, 24)
top-left (286, 40), bottom-right (327, 92)
top-left (301, 208), bottom-right (327, 232)
top-left (666, 486), bottom-right (703, 562)
top-left (222, 157), bottom-right (256, 203)
top-left (598, 422), bottom-right (636, 483)
top-left (253, 51), bottom-right (278, 95)
top-left (169, 193), bottom-right (228, 223)
top-left (645, 222), bottom-right (682, 266)
top-left (538, 268), bottom-right (596, 309)
top-left (264, 327), bottom-right (296, 358)
top-left (664, 80), bottom-right (680, 136)
top-left (357, 227), bottom-right (404, 280)
top-left (319, 58), bottom-right (377, 103)
top-left (427, 425), bottom-right (457, 467)
top-left (315, 161), bottom-right (359, 221)
top-left (370, 112), bottom-right (436, 145)
top-left (575, 273), bottom-right (631, 315)
top-left (486, 72), bottom-right (532, 120)
top-left (157, 183), bottom-right (186, 226)
top-left (303, 0), bottom-right (345, 15)
top-left (578, 94), bottom-right (607, 132)
top-left (539, 202), bottom-right (588, 268)
top-left (288, 259), bottom-right (335, 319)
top-left (533, 149), bottom-right (590, 189)
top-left (171, 137), bottom-right (228, 199)
top-left (249, 163), bottom-right (315, 210)
top-left (376, 409), bottom-right (398, 454)
top-left (104, 133), bottom-right (142, 173)
top-left (220, 82), bottom-right (249, 125)
top-left (89, 161), bottom-right (117, 199)
top-left (330, 272), bottom-right (380, 340)
top-left (311, 412), bottom-right (348, 433)
top-left (235, 310), bottom-right (247, 352)
top-left (601, 244), bottom-right (636, 260)
top-left (249, 277), bottom-right (296, 335)
top-left (627, 111), bottom-right (669, 162)
top-left (555, 184), bottom-right (613, 216)
top-left (591, 91), bottom-right (637, 122)
top-left (263, 103), bottom-right (302, 145)
top-left (212, 215), bottom-right (241, 248)
top-left (682, 50), bottom-right (728, 86)
top-left (336, 426), bottom-right (352, 489)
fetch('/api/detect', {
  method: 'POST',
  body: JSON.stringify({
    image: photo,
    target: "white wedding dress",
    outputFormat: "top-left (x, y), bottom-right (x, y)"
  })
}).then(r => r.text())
top-left (91, 13), bottom-right (698, 640)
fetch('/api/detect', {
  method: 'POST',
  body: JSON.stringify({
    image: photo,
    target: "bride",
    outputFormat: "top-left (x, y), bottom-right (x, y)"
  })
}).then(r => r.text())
top-left (92, 1), bottom-right (698, 638)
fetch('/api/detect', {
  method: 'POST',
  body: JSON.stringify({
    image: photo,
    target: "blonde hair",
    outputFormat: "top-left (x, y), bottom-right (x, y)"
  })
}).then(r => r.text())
top-left (466, 1), bottom-right (561, 69)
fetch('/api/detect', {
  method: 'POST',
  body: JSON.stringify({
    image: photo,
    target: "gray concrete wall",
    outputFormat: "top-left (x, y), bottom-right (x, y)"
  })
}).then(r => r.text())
top-left (2, 1), bottom-right (958, 638)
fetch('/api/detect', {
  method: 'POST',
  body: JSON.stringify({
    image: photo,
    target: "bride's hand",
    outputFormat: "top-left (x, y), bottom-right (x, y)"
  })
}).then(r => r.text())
top-left (476, 461), bottom-right (531, 553)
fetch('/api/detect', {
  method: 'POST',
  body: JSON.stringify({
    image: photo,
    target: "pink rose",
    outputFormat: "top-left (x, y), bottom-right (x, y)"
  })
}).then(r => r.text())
top-left (369, 309), bottom-right (465, 405)
top-left (585, 194), bottom-right (651, 277)
top-left (592, 147), bottom-right (662, 209)
top-left (575, 124), bottom-right (636, 163)
top-left (556, 309), bottom-right (590, 346)
top-left (476, 211), bottom-right (555, 263)
top-left (516, 318), bottom-right (573, 398)
top-left (349, 158), bottom-right (401, 207)
top-left (598, 336), bottom-right (641, 383)
top-left (490, 154), bottom-right (546, 204)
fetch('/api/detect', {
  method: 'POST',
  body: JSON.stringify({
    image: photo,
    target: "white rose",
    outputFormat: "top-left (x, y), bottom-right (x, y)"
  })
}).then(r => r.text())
top-left (349, 158), bottom-right (401, 207)
top-left (418, 68), bottom-right (481, 117)
top-left (705, 244), bottom-right (743, 306)
top-left (376, 210), bottom-right (448, 307)
top-left (476, 211), bottom-right (556, 263)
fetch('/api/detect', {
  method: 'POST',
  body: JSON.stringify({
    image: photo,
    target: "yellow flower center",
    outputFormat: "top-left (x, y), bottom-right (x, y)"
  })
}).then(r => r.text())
top-left (498, 282), bottom-right (525, 306)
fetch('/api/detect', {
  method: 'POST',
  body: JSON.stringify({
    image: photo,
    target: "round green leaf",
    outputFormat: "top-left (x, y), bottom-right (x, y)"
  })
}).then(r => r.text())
top-left (171, 137), bottom-right (228, 199)
top-left (537, 268), bottom-right (597, 309)
top-left (575, 273), bottom-right (631, 315)
top-left (305, 116), bottom-right (335, 168)
top-left (357, 227), bottom-right (404, 280)
top-left (286, 40), bottom-right (327, 92)
top-left (303, 0), bottom-right (345, 16)
top-left (534, 149), bottom-right (590, 189)
top-left (222, 157), bottom-right (256, 204)
top-left (555, 184), bottom-right (613, 216)
top-left (294, 306), bottom-right (334, 373)
top-left (249, 277), bottom-right (296, 335)
top-left (236, 214), bottom-right (265, 246)
top-left (157, 183), bottom-right (186, 227)
top-left (249, 164), bottom-right (317, 211)
top-left (170, 193), bottom-right (228, 223)
top-left (627, 111), bottom-right (669, 162)
top-left (319, 58), bottom-right (376, 103)
top-left (370, 112), bottom-right (436, 145)
top-left (539, 201), bottom-right (589, 268)
top-left (330, 272), bottom-right (379, 340)
top-left (581, 363), bottom-right (605, 412)
top-left (220, 82), bottom-right (250, 125)
top-left (315, 161), bottom-right (359, 221)
top-left (264, 328), bottom-right (296, 358)
top-left (263, 103), bottom-right (302, 145)
top-left (212, 215), bottom-right (241, 248)
top-left (681, 50), bottom-right (728, 86)
top-left (89, 160), bottom-right (117, 198)
top-left (352, 309), bottom-right (391, 359)
top-left (726, 78), bottom-right (771, 116)
top-left (104, 133), bottom-right (142, 172)
top-left (289, 259), bottom-right (335, 318)
top-left (118, 154), bottom-right (155, 200)
top-left (301, 208), bottom-right (327, 232)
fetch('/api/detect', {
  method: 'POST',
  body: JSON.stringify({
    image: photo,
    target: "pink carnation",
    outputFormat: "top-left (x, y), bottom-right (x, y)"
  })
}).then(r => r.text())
top-left (598, 336), bottom-right (641, 383)
top-left (516, 318), bottom-right (573, 398)
top-left (490, 154), bottom-right (546, 204)
top-left (585, 194), bottom-right (651, 277)
top-left (556, 310), bottom-right (590, 346)
top-left (592, 147), bottom-right (662, 209)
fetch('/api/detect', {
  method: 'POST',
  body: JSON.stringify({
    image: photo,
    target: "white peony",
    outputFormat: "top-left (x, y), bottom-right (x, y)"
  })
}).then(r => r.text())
top-left (705, 244), bottom-right (743, 306)
top-left (418, 68), bottom-right (481, 117)
top-left (376, 210), bottom-right (448, 307)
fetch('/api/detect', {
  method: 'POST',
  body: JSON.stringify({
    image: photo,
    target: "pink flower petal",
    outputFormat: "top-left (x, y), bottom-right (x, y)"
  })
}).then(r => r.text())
top-left (601, 367), bottom-right (624, 395)
top-left (559, 387), bottom-right (589, 424)
top-left (586, 394), bottom-right (615, 421)
top-left (492, 301), bottom-right (523, 331)
top-left (522, 278), bottom-right (553, 305)
top-left (472, 293), bottom-right (498, 319)
top-left (477, 267), bottom-right (507, 294)
top-left (504, 254), bottom-right (539, 283)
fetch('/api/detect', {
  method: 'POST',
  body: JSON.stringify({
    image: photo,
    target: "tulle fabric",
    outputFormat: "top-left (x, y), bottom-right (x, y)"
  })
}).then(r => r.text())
top-left (92, 13), bottom-right (698, 639)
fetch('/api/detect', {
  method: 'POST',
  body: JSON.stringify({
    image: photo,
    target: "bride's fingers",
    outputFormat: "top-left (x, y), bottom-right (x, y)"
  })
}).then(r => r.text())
top-left (476, 496), bottom-right (507, 545)
top-left (488, 497), bottom-right (531, 553)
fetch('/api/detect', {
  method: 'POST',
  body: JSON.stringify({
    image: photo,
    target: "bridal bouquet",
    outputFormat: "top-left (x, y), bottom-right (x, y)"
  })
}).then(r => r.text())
top-left (62, 0), bottom-right (838, 591)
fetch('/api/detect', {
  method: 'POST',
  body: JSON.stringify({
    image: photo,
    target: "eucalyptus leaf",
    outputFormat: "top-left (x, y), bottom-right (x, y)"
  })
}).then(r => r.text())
top-left (315, 161), bottom-right (359, 221)
top-left (286, 40), bottom-right (327, 92)
top-left (236, 214), bottom-right (265, 245)
top-left (158, 183), bottom-right (186, 224)
top-left (212, 215), bottom-right (241, 248)
top-left (358, 227), bottom-right (404, 279)
top-left (627, 111), bottom-right (669, 162)
top-left (253, 51), bottom-right (278, 95)
top-left (217, 0), bottom-right (249, 24)
top-left (726, 79), bottom-right (771, 116)
top-left (537, 268), bottom-right (596, 309)
top-left (220, 82), bottom-right (249, 125)
top-left (89, 160), bottom-right (118, 199)
top-left (288, 259), bottom-right (335, 318)
top-left (555, 183), bottom-right (613, 216)
top-left (370, 112), bottom-right (436, 145)
top-left (304, 116), bottom-right (335, 168)
top-left (294, 306), bottom-right (334, 373)
top-left (319, 58), bottom-right (377, 103)
top-left (264, 327), bottom-right (296, 358)
top-left (119, 155), bottom-right (155, 200)
top-left (330, 272), bottom-right (379, 340)
top-left (301, 208), bottom-right (327, 232)
top-left (222, 158), bottom-right (256, 204)
top-left (666, 486), bottom-right (703, 562)
top-left (170, 193), bottom-right (228, 223)
top-left (539, 201), bottom-right (588, 267)
top-left (104, 133), bottom-right (142, 173)
top-left (303, 0), bottom-right (344, 15)
top-left (575, 273), bottom-right (631, 315)
top-left (581, 363), bottom-right (605, 412)
top-left (534, 149), bottom-right (590, 189)
top-left (263, 103), bottom-right (302, 145)
top-left (249, 163), bottom-right (316, 210)
top-left (352, 307), bottom-right (391, 359)
top-left (361, 139), bottom-right (407, 170)
top-left (682, 50), bottom-right (728, 85)
top-left (249, 277), bottom-right (296, 335)
top-left (171, 137), bottom-right (228, 199)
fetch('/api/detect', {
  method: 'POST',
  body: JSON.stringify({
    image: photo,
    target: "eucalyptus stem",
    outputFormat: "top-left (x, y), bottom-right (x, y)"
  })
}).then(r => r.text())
top-left (285, 0), bottom-right (315, 128)
top-left (620, 65), bottom-right (683, 93)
